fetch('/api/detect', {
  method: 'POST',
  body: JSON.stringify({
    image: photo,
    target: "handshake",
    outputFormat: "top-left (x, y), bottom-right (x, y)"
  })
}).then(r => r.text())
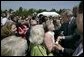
top-left (52, 36), bottom-right (65, 52)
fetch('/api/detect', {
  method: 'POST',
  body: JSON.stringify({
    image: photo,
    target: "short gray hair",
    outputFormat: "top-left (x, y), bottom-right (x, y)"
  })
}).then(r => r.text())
top-left (29, 25), bottom-right (44, 44)
top-left (1, 36), bottom-right (28, 56)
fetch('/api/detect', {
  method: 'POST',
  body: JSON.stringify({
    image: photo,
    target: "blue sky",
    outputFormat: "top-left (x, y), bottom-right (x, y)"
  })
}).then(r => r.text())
top-left (1, 1), bottom-right (80, 11)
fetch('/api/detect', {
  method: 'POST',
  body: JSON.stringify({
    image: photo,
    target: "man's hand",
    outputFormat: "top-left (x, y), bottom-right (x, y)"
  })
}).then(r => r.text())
top-left (60, 31), bottom-right (64, 36)
top-left (56, 36), bottom-right (65, 43)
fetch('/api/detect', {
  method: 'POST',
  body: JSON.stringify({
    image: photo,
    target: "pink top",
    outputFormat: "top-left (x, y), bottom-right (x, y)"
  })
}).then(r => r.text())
top-left (44, 31), bottom-right (55, 52)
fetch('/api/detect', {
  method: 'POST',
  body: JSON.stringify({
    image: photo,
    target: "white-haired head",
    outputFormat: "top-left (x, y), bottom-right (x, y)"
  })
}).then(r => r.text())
top-left (1, 36), bottom-right (28, 56)
top-left (29, 25), bottom-right (44, 45)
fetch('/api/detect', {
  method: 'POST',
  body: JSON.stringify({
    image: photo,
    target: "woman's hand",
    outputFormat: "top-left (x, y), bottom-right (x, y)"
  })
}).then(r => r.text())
top-left (55, 44), bottom-right (64, 51)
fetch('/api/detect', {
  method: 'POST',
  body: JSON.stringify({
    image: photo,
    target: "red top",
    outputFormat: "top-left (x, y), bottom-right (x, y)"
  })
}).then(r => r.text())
top-left (16, 25), bottom-right (29, 38)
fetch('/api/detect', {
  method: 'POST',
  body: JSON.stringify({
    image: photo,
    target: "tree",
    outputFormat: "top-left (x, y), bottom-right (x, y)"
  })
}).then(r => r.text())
top-left (57, 9), bottom-right (62, 14)
top-left (36, 9), bottom-right (45, 13)
top-left (23, 9), bottom-right (29, 17)
top-left (18, 7), bottom-right (23, 16)
top-left (28, 8), bottom-right (35, 15)
top-left (9, 9), bottom-right (13, 13)
top-left (15, 10), bottom-right (19, 16)
top-left (19, 7), bottom-right (23, 12)
top-left (42, 9), bottom-right (47, 12)
top-left (50, 8), bottom-right (56, 12)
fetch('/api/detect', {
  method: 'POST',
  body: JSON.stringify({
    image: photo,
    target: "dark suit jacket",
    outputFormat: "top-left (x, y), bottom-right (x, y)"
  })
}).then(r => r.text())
top-left (60, 18), bottom-right (76, 36)
top-left (63, 38), bottom-right (83, 56)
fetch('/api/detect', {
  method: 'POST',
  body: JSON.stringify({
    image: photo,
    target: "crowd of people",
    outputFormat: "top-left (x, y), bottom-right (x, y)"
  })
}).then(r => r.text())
top-left (1, 1), bottom-right (83, 56)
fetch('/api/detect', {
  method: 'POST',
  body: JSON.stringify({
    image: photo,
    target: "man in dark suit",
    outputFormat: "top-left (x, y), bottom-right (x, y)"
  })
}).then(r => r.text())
top-left (54, 1), bottom-right (83, 56)
top-left (54, 9), bottom-right (79, 49)
top-left (57, 9), bottom-right (77, 35)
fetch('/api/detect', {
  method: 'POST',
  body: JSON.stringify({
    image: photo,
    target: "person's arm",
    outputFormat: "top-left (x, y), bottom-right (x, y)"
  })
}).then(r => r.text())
top-left (57, 31), bottom-right (80, 42)
top-left (64, 33), bottom-right (77, 40)
top-left (64, 32), bottom-right (80, 40)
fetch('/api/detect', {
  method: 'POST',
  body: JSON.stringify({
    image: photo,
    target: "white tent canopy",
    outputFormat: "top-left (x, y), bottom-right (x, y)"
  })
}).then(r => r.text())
top-left (37, 12), bottom-right (60, 17)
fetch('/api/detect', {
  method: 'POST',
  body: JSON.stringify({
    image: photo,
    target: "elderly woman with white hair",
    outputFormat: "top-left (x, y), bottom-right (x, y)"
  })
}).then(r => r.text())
top-left (1, 35), bottom-right (28, 56)
top-left (29, 25), bottom-right (48, 56)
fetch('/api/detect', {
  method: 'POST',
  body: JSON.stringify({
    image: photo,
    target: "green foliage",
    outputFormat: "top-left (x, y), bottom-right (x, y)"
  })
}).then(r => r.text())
top-left (9, 9), bottom-right (13, 13)
top-left (50, 8), bottom-right (56, 12)
top-left (1, 7), bottom-right (68, 17)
